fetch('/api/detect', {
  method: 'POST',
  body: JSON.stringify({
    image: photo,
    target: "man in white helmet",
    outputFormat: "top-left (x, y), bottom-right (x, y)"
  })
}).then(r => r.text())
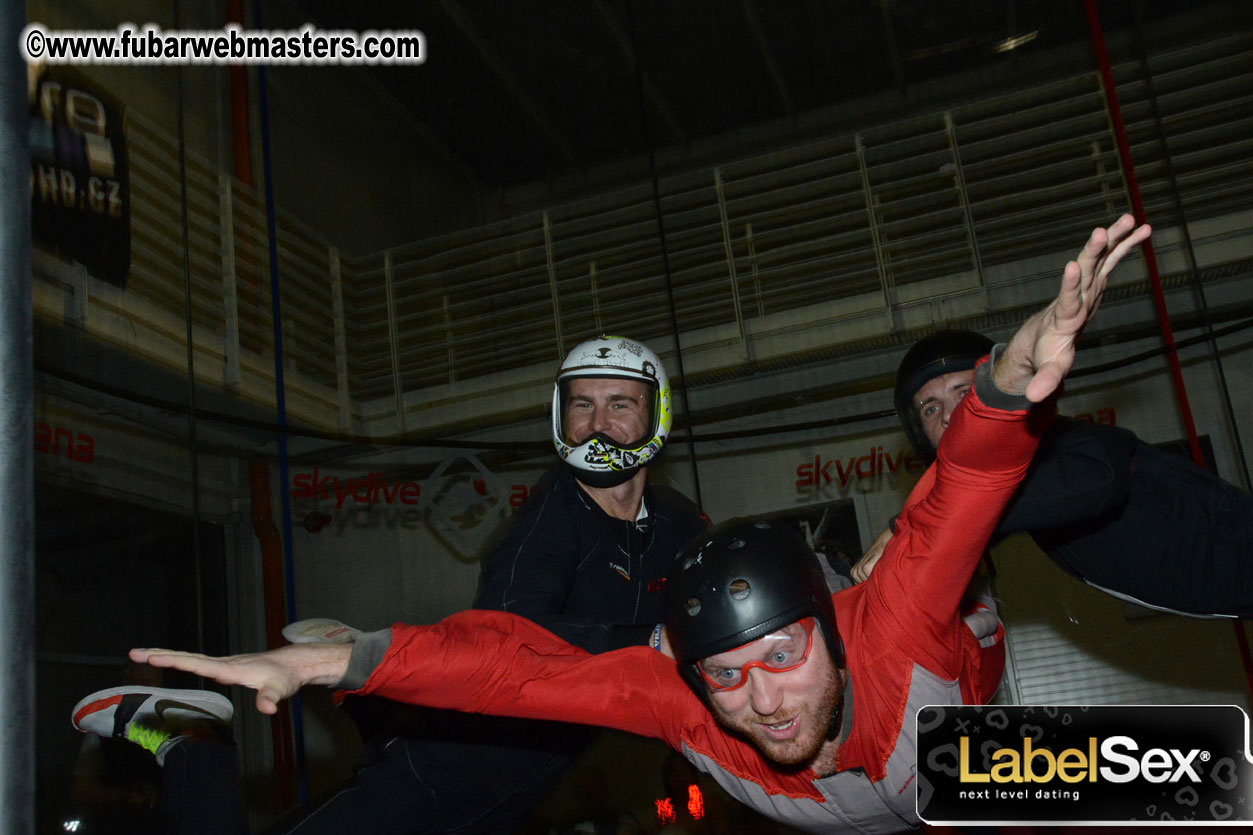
top-left (71, 336), bottom-right (706, 835)
top-left (471, 335), bottom-right (704, 648)
top-left (472, 334), bottom-right (699, 648)
top-left (357, 336), bottom-right (705, 833)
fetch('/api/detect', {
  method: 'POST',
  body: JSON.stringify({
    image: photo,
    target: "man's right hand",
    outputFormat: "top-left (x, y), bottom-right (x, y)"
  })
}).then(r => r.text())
top-left (851, 527), bottom-right (893, 583)
top-left (130, 643), bottom-right (353, 715)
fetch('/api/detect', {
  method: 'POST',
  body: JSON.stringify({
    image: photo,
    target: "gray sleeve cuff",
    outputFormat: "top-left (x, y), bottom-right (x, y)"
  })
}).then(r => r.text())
top-left (972, 344), bottom-right (1035, 412)
top-left (335, 628), bottom-right (393, 690)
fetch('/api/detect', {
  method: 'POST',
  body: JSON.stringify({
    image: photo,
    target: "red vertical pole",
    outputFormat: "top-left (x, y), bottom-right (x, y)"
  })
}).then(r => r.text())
top-left (1082, 0), bottom-right (1205, 468)
top-left (1083, 0), bottom-right (1253, 704)
top-left (226, 0), bottom-right (252, 187)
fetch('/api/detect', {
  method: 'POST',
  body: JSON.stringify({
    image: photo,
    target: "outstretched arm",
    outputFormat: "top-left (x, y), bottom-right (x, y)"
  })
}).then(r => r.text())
top-left (853, 215), bottom-right (1149, 586)
top-left (993, 214), bottom-right (1150, 401)
top-left (132, 610), bottom-right (693, 746)
top-left (868, 216), bottom-right (1150, 656)
top-left (130, 644), bottom-right (351, 715)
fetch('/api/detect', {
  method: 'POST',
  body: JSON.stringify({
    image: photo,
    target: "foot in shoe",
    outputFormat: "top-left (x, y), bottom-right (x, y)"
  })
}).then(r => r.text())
top-left (72, 686), bottom-right (234, 765)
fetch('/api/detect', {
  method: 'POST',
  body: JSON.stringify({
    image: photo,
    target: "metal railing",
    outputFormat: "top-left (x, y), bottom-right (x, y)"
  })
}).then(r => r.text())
top-left (31, 31), bottom-right (1253, 435)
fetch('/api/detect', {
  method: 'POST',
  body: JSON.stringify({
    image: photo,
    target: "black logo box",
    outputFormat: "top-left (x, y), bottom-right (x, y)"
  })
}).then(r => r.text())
top-left (917, 705), bottom-right (1252, 825)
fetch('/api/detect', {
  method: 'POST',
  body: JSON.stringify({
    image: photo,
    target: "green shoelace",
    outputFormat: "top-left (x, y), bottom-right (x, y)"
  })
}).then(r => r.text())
top-left (126, 722), bottom-right (172, 755)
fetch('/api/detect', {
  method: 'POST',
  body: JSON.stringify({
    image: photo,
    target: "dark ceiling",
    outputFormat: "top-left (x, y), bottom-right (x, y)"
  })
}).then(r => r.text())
top-left (294, 0), bottom-right (1240, 188)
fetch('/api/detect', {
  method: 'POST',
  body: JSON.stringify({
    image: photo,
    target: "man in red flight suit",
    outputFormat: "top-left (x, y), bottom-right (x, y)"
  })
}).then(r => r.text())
top-left (125, 217), bottom-right (1149, 833)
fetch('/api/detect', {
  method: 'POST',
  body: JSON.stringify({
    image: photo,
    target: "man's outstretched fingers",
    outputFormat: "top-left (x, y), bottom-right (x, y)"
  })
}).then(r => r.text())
top-left (1053, 259), bottom-right (1084, 322)
top-left (1075, 225), bottom-right (1110, 282)
top-left (1100, 223), bottom-right (1152, 281)
top-left (135, 646), bottom-right (226, 682)
top-left (131, 647), bottom-right (257, 691)
top-left (997, 215), bottom-right (1151, 402)
top-left (130, 647), bottom-right (201, 670)
top-left (130, 642), bottom-right (352, 715)
top-left (1103, 213), bottom-right (1136, 246)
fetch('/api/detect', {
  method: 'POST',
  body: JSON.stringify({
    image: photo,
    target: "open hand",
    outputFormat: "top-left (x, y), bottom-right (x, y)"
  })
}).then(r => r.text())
top-left (130, 643), bottom-right (352, 715)
top-left (994, 215), bottom-right (1151, 401)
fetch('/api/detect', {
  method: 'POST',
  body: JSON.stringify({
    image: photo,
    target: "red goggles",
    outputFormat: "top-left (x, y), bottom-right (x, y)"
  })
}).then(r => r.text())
top-left (698, 617), bottom-right (815, 692)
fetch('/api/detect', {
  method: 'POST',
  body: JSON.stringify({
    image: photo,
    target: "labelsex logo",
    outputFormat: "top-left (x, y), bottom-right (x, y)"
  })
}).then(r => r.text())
top-left (917, 704), bottom-right (1248, 826)
top-left (960, 735), bottom-right (1207, 784)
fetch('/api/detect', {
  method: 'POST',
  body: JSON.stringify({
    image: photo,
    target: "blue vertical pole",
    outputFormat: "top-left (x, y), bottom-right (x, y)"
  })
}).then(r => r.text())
top-left (252, 1), bottom-right (309, 805)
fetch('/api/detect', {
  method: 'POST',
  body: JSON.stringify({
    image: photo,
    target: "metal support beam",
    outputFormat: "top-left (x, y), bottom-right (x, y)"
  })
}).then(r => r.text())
top-left (328, 247), bottom-right (351, 431)
top-left (342, 64), bottom-right (483, 190)
top-left (878, 0), bottom-right (908, 96)
top-left (219, 174), bottom-right (241, 389)
top-left (943, 111), bottom-right (988, 309)
top-left (1, 0), bottom-right (35, 830)
top-left (542, 211), bottom-right (566, 359)
top-left (713, 168), bottom-right (749, 353)
top-left (738, 0), bottom-right (794, 119)
top-left (437, 0), bottom-right (582, 169)
top-left (592, 0), bottom-right (687, 146)
top-left (854, 134), bottom-right (894, 329)
top-left (67, 263), bottom-right (88, 327)
top-left (383, 250), bottom-right (406, 432)
top-left (589, 261), bottom-right (602, 334)
top-left (1090, 140), bottom-right (1117, 218)
top-left (745, 222), bottom-right (765, 318)
top-left (441, 294), bottom-right (457, 385)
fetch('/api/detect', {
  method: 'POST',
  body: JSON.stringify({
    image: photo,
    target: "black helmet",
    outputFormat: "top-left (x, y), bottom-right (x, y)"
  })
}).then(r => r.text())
top-left (665, 519), bottom-right (844, 697)
top-left (894, 329), bottom-right (993, 461)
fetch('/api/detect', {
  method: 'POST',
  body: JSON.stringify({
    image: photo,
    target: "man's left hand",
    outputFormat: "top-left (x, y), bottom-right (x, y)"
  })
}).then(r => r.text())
top-left (994, 214), bottom-right (1151, 401)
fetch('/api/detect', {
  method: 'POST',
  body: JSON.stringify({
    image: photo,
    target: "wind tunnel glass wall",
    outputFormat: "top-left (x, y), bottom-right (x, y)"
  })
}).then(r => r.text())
top-left (28, 0), bottom-right (1253, 832)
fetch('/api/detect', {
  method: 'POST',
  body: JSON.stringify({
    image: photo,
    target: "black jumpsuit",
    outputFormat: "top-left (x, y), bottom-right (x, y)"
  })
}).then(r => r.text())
top-left (996, 418), bottom-right (1253, 617)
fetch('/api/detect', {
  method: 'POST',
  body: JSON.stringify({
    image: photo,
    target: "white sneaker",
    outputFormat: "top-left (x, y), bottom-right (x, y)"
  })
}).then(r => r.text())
top-left (72, 686), bottom-right (233, 765)
top-left (282, 618), bottom-right (363, 644)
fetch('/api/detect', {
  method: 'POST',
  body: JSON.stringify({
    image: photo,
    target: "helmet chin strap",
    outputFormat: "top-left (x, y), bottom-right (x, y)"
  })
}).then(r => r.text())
top-left (824, 667), bottom-right (848, 742)
top-left (825, 698), bottom-right (844, 741)
top-left (570, 464), bottom-right (640, 488)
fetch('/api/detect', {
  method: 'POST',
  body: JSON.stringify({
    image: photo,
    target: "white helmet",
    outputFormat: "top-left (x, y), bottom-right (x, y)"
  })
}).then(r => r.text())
top-left (551, 335), bottom-right (672, 486)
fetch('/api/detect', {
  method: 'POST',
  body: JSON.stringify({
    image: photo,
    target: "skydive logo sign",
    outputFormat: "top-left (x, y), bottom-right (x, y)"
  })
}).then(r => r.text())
top-left (917, 705), bottom-right (1253, 825)
top-left (289, 452), bottom-right (537, 562)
